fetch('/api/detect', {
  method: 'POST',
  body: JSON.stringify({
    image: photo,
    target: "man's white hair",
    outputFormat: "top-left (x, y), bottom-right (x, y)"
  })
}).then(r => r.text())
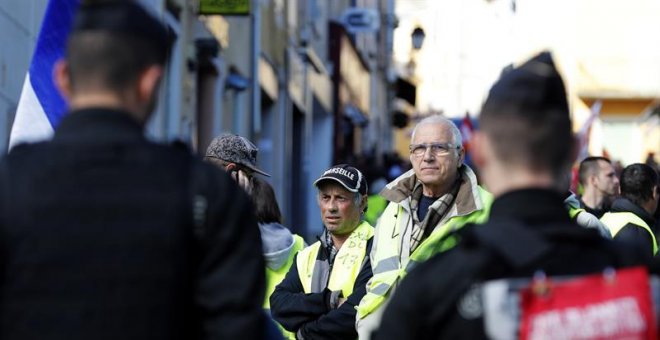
top-left (410, 115), bottom-right (463, 147)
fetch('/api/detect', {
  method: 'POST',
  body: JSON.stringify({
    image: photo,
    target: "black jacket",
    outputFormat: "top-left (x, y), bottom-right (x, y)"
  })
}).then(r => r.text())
top-left (607, 197), bottom-right (657, 259)
top-left (0, 109), bottom-right (265, 340)
top-left (577, 196), bottom-right (610, 218)
top-left (270, 232), bottom-right (373, 339)
top-left (374, 189), bottom-right (647, 340)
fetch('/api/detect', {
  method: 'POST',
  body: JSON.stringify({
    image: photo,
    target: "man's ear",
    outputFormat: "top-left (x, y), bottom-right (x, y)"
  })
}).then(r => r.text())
top-left (53, 59), bottom-right (72, 101)
top-left (137, 65), bottom-right (163, 103)
top-left (225, 163), bottom-right (237, 172)
top-left (360, 194), bottom-right (368, 213)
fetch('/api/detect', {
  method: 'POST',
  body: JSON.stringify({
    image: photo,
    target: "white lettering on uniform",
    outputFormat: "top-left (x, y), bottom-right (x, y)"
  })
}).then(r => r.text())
top-left (528, 297), bottom-right (646, 340)
top-left (324, 168), bottom-right (355, 181)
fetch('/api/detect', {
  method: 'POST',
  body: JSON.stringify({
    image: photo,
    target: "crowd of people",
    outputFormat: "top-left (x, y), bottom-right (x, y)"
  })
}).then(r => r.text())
top-left (0, 1), bottom-right (658, 339)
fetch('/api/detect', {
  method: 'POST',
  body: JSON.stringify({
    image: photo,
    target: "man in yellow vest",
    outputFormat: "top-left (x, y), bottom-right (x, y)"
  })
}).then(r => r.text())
top-left (270, 164), bottom-right (374, 339)
top-left (601, 163), bottom-right (659, 259)
top-left (356, 115), bottom-right (492, 339)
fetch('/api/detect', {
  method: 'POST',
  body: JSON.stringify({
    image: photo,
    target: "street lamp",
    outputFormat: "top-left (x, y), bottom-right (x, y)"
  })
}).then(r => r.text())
top-left (411, 27), bottom-right (426, 50)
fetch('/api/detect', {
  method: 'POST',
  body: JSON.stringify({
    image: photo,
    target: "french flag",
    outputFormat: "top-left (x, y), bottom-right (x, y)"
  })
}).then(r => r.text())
top-left (9, 0), bottom-right (78, 151)
top-left (460, 111), bottom-right (474, 153)
top-left (576, 100), bottom-right (602, 162)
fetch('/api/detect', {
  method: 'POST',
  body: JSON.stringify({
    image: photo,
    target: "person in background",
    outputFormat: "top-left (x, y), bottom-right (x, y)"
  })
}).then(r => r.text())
top-left (270, 165), bottom-right (373, 339)
top-left (0, 1), bottom-right (264, 339)
top-left (356, 115), bottom-right (492, 339)
top-left (564, 192), bottom-right (611, 238)
top-left (577, 156), bottom-right (620, 218)
top-left (601, 163), bottom-right (659, 259)
top-left (364, 177), bottom-right (388, 226)
top-left (205, 133), bottom-right (270, 193)
top-left (251, 177), bottom-right (306, 338)
top-left (560, 173), bottom-right (610, 238)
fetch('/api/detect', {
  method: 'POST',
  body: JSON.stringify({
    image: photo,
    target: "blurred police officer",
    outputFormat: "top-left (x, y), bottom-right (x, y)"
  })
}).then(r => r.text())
top-left (0, 1), bottom-right (264, 339)
top-left (601, 163), bottom-right (659, 259)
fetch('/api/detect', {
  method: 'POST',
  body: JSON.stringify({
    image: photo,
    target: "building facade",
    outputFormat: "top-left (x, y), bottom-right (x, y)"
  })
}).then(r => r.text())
top-left (1, 0), bottom-right (396, 240)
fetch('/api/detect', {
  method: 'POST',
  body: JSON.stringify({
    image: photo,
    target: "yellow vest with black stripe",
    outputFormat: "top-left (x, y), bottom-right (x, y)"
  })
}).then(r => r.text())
top-left (601, 212), bottom-right (658, 255)
top-left (356, 187), bottom-right (492, 319)
top-left (296, 221), bottom-right (373, 298)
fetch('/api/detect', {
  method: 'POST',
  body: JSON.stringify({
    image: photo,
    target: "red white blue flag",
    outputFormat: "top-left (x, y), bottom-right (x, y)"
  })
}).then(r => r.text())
top-left (9, 0), bottom-right (79, 150)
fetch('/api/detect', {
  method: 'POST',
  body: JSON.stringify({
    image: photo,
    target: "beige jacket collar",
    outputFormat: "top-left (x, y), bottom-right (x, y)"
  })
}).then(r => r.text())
top-left (380, 165), bottom-right (485, 217)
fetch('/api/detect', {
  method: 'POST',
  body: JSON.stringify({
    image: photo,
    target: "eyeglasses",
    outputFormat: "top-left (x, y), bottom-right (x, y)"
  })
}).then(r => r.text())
top-left (409, 143), bottom-right (459, 157)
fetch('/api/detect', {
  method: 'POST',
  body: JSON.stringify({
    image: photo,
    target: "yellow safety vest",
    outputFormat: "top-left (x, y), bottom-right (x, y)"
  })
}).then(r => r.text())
top-left (601, 212), bottom-right (658, 255)
top-left (264, 234), bottom-right (306, 308)
top-left (265, 234), bottom-right (305, 340)
top-left (356, 187), bottom-right (492, 319)
top-left (296, 221), bottom-right (374, 298)
top-left (365, 195), bottom-right (388, 226)
top-left (568, 206), bottom-right (584, 219)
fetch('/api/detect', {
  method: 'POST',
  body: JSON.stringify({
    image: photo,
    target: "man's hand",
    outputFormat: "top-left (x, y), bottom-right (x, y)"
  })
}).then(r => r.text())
top-left (237, 169), bottom-right (252, 194)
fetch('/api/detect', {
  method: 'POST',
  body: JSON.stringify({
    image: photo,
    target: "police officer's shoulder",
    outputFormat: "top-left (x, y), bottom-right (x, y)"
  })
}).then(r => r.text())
top-left (3, 141), bottom-right (57, 172)
top-left (410, 224), bottom-right (492, 282)
top-left (401, 234), bottom-right (493, 316)
top-left (438, 222), bottom-right (483, 251)
top-left (169, 139), bottom-right (194, 154)
top-left (6, 140), bottom-right (50, 157)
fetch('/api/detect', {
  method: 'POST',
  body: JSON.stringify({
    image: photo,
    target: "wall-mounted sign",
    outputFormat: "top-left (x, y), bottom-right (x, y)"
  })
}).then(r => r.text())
top-left (199, 0), bottom-right (250, 16)
top-left (339, 8), bottom-right (380, 34)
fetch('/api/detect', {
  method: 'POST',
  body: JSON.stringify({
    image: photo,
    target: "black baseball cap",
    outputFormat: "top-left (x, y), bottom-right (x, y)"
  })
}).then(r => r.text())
top-left (314, 164), bottom-right (368, 196)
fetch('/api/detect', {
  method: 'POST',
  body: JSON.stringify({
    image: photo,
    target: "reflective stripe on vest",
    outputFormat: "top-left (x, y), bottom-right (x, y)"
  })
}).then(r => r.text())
top-left (601, 212), bottom-right (658, 255)
top-left (296, 221), bottom-right (374, 298)
top-left (356, 187), bottom-right (493, 319)
top-left (568, 207), bottom-right (584, 219)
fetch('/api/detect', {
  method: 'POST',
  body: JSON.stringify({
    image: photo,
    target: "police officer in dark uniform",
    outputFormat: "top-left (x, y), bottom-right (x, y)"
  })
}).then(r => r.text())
top-left (373, 52), bottom-right (647, 339)
top-left (601, 163), bottom-right (659, 258)
top-left (0, 2), bottom-right (264, 339)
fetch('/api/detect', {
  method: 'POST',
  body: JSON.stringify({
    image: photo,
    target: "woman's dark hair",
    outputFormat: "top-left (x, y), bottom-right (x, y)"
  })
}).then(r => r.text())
top-left (251, 177), bottom-right (282, 224)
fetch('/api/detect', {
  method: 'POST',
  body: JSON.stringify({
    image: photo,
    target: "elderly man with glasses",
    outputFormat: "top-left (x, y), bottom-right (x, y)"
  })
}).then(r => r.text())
top-left (355, 115), bottom-right (492, 339)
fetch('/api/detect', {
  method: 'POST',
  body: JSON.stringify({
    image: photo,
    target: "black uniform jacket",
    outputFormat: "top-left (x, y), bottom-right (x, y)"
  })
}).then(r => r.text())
top-left (374, 189), bottom-right (648, 340)
top-left (0, 109), bottom-right (265, 340)
top-left (270, 234), bottom-right (373, 339)
top-left (607, 197), bottom-right (657, 259)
